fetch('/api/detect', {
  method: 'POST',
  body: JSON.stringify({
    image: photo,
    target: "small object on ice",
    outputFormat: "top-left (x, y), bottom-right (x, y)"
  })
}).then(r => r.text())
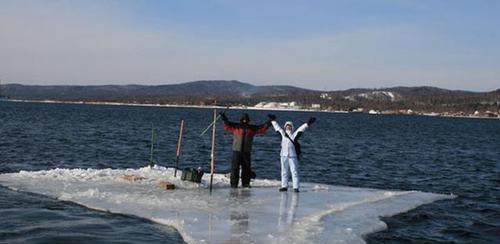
top-left (181, 168), bottom-right (204, 183)
top-left (158, 181), bottom-right (175, 190)
top-left (250, 170), bottom-right (256, 179)
top-left (119, 174), bottom-right (145, 182)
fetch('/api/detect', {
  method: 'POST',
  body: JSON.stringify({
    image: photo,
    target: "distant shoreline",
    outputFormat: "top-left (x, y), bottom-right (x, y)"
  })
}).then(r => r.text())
top-left (2, 98), bottom-right (336, 114)
top-left (3, 98), bottom-right (499, 120)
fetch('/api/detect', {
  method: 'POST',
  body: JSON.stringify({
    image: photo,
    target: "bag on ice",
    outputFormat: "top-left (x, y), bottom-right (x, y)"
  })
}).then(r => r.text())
top-left (181, 167), bottom-right (204, 183)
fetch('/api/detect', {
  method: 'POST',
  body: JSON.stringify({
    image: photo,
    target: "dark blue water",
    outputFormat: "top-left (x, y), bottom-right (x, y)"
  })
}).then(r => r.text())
top-left (0, 101), bottom-right (499, 243)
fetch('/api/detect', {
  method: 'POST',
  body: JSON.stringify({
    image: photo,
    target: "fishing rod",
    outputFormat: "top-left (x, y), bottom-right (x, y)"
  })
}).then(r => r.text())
top-left (200, 114), bottom-right (221, 137)
top-left (200, 106), bottom-right (229, 137)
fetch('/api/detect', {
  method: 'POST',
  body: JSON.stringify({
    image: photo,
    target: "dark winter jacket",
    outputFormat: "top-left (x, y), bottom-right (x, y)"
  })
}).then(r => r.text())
top-left (223, 121), bottom-right (269, 153)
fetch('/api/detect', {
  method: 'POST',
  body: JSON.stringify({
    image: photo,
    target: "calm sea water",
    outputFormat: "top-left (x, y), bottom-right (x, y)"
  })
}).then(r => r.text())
top-left (0, 101), bottom-right (498, 243)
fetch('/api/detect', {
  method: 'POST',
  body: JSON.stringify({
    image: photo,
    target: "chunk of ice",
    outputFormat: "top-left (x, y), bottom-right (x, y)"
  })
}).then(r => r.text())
top-left (0, 166), bottom-right (454, 243)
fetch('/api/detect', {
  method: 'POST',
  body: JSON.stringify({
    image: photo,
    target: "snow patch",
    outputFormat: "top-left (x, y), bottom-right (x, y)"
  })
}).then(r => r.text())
top-left (345, 91), bottom-right (399, 102)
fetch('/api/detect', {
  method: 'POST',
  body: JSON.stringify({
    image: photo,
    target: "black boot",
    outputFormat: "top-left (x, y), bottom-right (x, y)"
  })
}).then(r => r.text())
top-left (279, 187), bottom-right (287, 192)
top-left (293, 188), bottom-right (300, 193)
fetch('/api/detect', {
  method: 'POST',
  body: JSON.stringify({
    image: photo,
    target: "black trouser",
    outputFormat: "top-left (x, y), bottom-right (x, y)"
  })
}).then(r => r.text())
top-left (231, 151), bottom-right (251, 188)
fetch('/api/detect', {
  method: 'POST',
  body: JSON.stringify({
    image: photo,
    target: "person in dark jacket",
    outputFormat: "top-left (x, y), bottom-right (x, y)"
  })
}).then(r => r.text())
top-left (220, 112), bottom-right (273, 188)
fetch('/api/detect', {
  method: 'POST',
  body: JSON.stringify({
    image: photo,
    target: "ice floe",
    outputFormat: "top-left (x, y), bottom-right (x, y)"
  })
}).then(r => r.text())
top-left (0, 166), bottom-right (454, 243)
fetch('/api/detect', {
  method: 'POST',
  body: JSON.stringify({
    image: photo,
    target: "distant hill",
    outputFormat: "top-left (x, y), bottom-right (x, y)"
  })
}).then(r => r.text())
top-left (1, 80), bottom-right (499, 113)
top-left (0, 80), bottom-right (311, 100)
top-left (322, 86), bottom-right (499, 113)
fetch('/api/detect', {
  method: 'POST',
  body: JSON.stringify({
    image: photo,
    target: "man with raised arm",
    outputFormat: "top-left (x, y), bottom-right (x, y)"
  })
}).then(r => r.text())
top-left (220, 112), bottom-right (273, 188)
top-left (269, 115), bottom-right (316, 192)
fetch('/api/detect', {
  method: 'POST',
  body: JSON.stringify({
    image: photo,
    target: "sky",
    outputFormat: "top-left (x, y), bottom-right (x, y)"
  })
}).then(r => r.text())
top-left (0, 0), bottom-right (499, 91)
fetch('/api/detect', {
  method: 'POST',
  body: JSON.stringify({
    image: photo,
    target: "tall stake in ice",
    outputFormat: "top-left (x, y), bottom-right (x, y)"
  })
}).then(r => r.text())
top-left (174, 119), bottom-right (184, 177)
top-left (209, 109), bottom-right (216, 193)
top-left (149, 123), bottom-right (157, 168)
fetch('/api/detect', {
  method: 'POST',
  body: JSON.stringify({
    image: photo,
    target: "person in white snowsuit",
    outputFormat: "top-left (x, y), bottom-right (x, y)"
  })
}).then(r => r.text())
top-left (268, 115), bottom-right (316, 192)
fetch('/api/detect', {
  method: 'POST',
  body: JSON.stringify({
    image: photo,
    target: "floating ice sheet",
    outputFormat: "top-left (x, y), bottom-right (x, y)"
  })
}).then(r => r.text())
top-left (0, 166), bottom-right (454, 243)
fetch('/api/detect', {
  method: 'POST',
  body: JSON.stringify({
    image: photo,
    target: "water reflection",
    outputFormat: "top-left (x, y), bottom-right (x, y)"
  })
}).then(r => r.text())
top-left (278, 192), bottom-right (299, 231)
top-left (224, 189), bottom-right (252, 243)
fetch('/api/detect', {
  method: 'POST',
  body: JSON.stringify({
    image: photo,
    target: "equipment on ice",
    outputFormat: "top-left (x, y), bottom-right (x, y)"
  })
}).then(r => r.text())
top-left (181, 167), bottom-right (204, 183)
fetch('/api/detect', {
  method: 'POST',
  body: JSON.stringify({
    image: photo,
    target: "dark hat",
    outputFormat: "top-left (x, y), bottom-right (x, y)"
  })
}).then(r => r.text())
top-left (240, 113), bottom-right (250, 124)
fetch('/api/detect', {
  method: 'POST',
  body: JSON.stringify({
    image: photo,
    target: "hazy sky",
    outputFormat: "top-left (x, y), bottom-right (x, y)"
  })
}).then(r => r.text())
top-left (0, 0), bottom-right (499, 91)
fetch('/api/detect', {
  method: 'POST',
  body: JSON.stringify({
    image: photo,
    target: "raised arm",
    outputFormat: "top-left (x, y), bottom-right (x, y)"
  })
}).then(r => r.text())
top-left (272, 120), bottom-right (286, 136)
top-left (293, 117), bottom-right (315, 138)
top-left (292, 123), bottom-right (308, 138)
top-left (248, 115), bottom-right (274, 135)
top-left (252, 121), bottom-right (270, 135)
top-left (220, 112), bottom-right (239, 132)
top-left (269, 114), bottom-right (285, 137)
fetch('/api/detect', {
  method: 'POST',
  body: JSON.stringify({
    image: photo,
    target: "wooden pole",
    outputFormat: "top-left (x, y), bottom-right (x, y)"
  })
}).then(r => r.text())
top-left (209, 109), bottom-right (216, 193)
top-left (174, 119), bottom-right (185, 177)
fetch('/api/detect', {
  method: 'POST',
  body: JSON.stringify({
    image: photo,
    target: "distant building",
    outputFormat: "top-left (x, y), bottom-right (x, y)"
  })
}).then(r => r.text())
top-left (311, 104), bottom-right (321, 109)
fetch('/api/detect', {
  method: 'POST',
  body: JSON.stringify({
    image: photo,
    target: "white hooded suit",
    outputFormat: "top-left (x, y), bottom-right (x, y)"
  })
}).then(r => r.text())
top-left (271, 121), bottom-right (308, 189)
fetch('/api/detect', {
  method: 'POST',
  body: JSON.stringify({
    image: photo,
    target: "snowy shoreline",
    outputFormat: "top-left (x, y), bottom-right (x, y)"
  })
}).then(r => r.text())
top-left (2, 98), bottom-right (341, 113)
top-left (3, 98), bottom-right (499, 120)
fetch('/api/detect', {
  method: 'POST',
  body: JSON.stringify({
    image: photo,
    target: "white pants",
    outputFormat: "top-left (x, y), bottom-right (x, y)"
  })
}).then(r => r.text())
top-left (281, 156), bottom-right (299, 189)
